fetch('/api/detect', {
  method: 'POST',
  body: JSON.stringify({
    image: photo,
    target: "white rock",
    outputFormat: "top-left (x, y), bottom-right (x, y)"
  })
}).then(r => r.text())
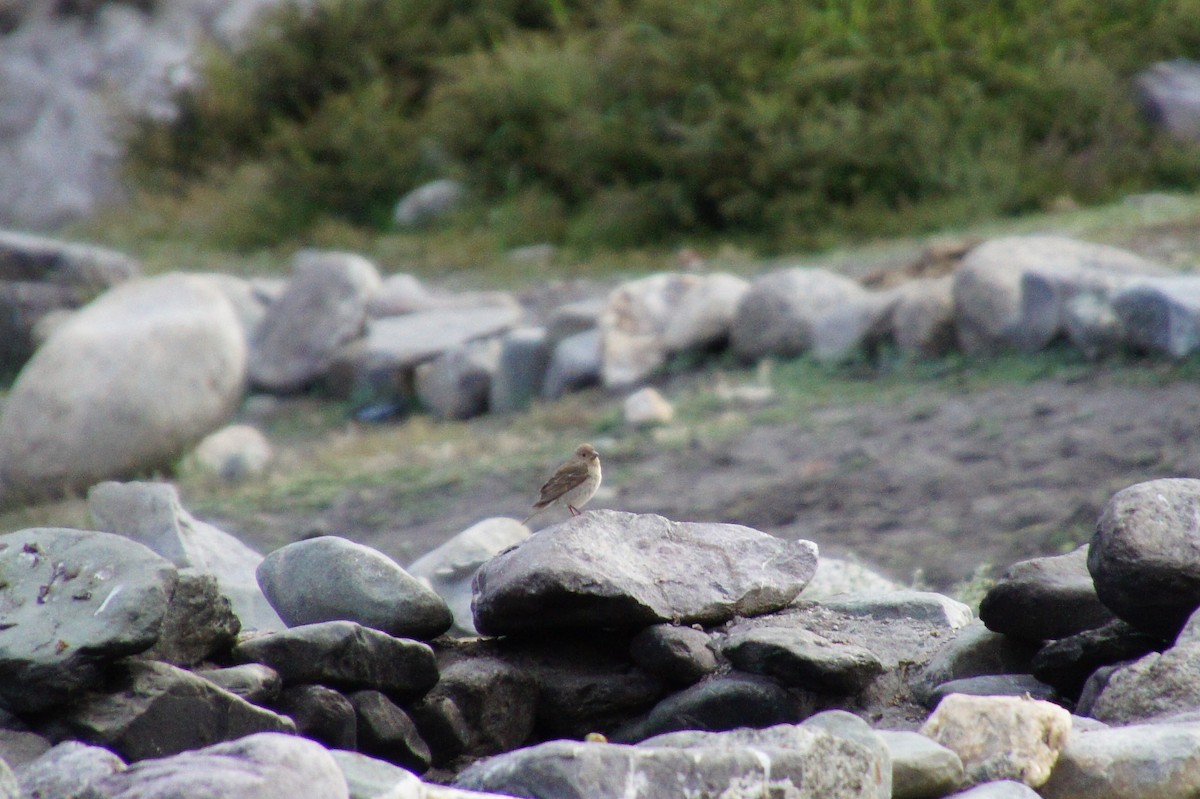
top-left (662, 272), bottom-right (749, 353)
top-left (0, 273), bottom-right (246, 501)
top-left (920, 694), bottom-right (1072, 788)
top-left (624, 387), bottom-right (674, 427)
top-left (1040, 721), bottom-right (1200, 799)
top-left (892, 276), bottom-right (957, 356)
top-left (186, 424), bottom-right (272, 483)
top-left (601, 273), bottom-right (702, 388)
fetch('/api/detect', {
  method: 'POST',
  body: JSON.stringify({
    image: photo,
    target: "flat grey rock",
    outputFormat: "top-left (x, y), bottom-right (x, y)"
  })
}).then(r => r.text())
top-left (15, 741), bottom-right (125, 799)
top-left (61, 660), bottom-right (294, 762)
top-left (87, 732), bottom-right (348, 799)
top-left (721, 626), bottom-right (884, 693)
top-left (878, 730), bottom-right (964, 799)
top-left (231, 621), bottom-right (438, 698)
top-left (472, 510), bottom-right (817, 635)
top-left (0, 528), bottom-right (175, 713)
top-left (980, 546), bottom-right (1114, 641)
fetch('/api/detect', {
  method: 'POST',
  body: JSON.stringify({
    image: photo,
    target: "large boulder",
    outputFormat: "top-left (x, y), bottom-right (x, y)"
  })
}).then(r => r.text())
top-left (1135, 59), bottom-right (1200, 144)
top-left (730, 268), bottom-right (875, 362)
top-left (14, 741), bottom-right (126, 799)
top-left (88, 480), bottom-right (285, 632)
top-left (256, 535), bottom-right (452, 640)
top-left (0, 528), bottom-right (176, 714)
top-left (1088, 478), bottom-right (1200, 638)
top-left (1086, 642), bottom-right (1200, 724)
top-left (472, 510), bottom-right (818, 636)
top-left (0, 273), bottom-right (246, 502)
top-left (248, 250), bottom-right (382, 393)
top-left (662, 272), bottom-right (750, 354)
top-left (952, 236), bottom-right (1163, 354)
top-left (456, 711), bottom-right (891, 799)
top-left (600, 273), bottom-right (702, 388)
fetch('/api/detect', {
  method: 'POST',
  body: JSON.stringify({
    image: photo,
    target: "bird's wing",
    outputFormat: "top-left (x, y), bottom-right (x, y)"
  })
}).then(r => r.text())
top-left (533, 460), bottom-right (589, 508)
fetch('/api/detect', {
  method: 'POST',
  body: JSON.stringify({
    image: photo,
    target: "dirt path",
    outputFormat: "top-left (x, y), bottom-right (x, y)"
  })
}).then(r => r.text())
top-left (234, 366), bottom-right (1200, 594)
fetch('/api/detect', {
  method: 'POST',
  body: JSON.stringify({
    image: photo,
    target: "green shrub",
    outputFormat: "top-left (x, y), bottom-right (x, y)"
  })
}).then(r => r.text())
top-left (125, 0), bottom-right (1200, 251)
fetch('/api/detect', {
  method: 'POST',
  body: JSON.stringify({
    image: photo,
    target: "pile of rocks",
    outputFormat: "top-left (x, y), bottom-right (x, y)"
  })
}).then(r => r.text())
top-left (2, 476), bottom-right (1200, 797)
top-left (3, 230), bottom-right (1200, 505)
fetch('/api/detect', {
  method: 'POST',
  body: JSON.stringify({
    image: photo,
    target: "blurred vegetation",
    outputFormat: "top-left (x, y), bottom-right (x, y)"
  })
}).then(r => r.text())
top-left (125, 0), bottom-right (1200, 252)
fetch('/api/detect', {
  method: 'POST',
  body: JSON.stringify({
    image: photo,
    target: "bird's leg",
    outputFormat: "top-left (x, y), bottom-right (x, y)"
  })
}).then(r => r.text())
top-left (569, 505), bottom-right (581, 516)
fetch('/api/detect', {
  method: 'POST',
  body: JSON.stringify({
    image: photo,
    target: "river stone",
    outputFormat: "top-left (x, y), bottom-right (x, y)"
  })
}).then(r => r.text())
top-left (1112, 275), bottom-right (1200, 358)
top-left (892, 276), bottom-right (957, 357)
top-left (248, 249), bottom-right (382, 393)
top-left (914, 621), bottom-right (1040, 707)
top-left (257, 536), bottom-right (451, 640)
top-left (948, 783), bottom-right (1043, 799)
top-left (393, 179), bottom-right (464, 227)
top-left (15, 741), bottom-right (126, 799)
top-left (1031, 619), bottom-right (1163, 700)
top-left (0, 273), bottom-right (246, 501)
top-left (541, 328), bottom-right (602, 399)
top-left (920, 694), bottom-right (1071, 788)
top-left (952, 236), bottom-right (1162, 355)
top-left (195, 663), bottom-right (282, 706)
top-left (1089, 478), bottom-right (1200, 638)
top-left (88, 480), bottom-right (285, 632)
top-left (410, 656), bottom-right (538, 764)
top-left (923, 675), bottom-right (1059, 708)
top-left (0, 229), bottom-right (139, 290)
top-left (408, 517), bottom-right (531, 637)
top-left (62, 660), bottom-right (295, 762)
top-left (471, 510), bottom-right (817, 635)
top-left (877, 730), bottom-right (964, 799)
top-left (348, 305), bottom-right (523, 373)
top-left (979, 546), bottom-right (1114, 642)
top-left (489, 326), bottom-right (552, 413)
top-left (349, 690), bottom-right (431, 773)
top-left (612, 672), bottom-right (797, 743)
top-left (730, 267), bottom-right (872, 361)
top-left (184, 424), bottom-right (273, 483)
top-left (0, 527), bottom-right (176, 714)
top-left (821, 591), bottom-right (973, 630)
top-left (1087, 643), bottom-right (1200, 724)
top-left (457, 711), bottom-right (890, 799)
top-left (274, 684), bottom-right (357, 750)
top-left (86, 732), bottom-right (348, 799)
top-left (721, 626), bottom-right (885, 693)
top-left (1039, 720), bottom-right (1200, 799)
top-left (629, 624), bottom-right (719, 685)
top-left (231, 621), bottom-right (438, 698)
top-left (415, 338), bottom-right (501, 420)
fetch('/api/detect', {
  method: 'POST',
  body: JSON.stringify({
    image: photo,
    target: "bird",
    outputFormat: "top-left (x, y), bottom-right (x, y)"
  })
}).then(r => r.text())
top-left (522, 443), bottom-right (602, 524)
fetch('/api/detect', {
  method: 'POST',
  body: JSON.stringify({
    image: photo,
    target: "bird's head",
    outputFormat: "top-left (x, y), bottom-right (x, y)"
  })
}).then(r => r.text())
top-left (575, 443), bottom-right (599, 461)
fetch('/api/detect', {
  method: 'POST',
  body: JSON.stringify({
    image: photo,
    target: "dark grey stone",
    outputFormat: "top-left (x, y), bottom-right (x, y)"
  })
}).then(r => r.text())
top-left (472, 510), bottom-right (817, 635)
top-left (350, 690), bottom-right (431, 773)
top-left (541, 328), bottom-right (601, 399)
top-left (0, 528), bottom-right (176, 714)
top-left (721, 626), bottom-right (884, 693)
top-left (913, 621), bottom-right (1039, 705)
top-left (877, 730), bottom-right (964, 799)
top-left (490, 326), bottom-right (551, 413)
top-left (1032, 619), bottom-right (1164, 699)
top-left (1089, 478), bottom-right (1200, 638)
top-left (231, 621), bottom-right (438, 698)
top-left (612, 673), bottom-right (798, 743)
top-left (60, 660), bottom-right (294, 762)
top-left (980, 546), bottom-right (1114, 641)
top-left (410, 656), bottom-right (537, 765)
top-left (256, 536), bottom-right (451, 640)
top-left (925, 674), bottom-right (1059, 708)
top-left (275, 684), bottom-right (357, 750)
top-left (629, 624), bottom-right (719, 686)
top-left (194, 663), bottom-right (282, 705)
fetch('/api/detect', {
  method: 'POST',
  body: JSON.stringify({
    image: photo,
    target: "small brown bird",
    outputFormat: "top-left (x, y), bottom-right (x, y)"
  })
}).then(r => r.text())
top-left (522, 443), bottom-right (602, 524)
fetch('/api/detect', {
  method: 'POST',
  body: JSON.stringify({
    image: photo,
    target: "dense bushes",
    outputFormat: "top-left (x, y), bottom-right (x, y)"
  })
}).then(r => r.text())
top-left (126, 0), bottom-right (1200, 250)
